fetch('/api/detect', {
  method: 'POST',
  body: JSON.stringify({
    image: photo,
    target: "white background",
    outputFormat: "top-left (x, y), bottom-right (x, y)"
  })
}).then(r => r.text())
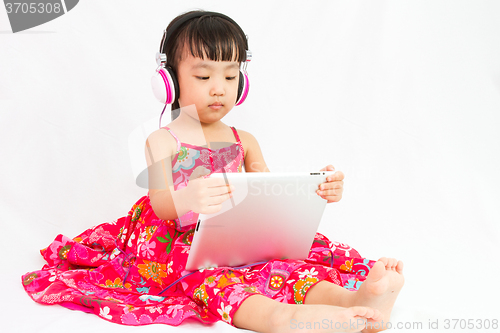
top-left (1, 1), bottom-right (499, 332)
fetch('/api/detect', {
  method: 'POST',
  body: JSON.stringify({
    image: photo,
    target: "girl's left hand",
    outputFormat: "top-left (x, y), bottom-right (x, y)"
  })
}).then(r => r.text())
top-left (317, 165), bottom-right (344, 203)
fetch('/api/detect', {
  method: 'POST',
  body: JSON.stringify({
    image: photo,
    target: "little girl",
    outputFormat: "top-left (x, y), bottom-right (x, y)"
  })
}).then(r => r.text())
top-left (22, 10), bottom-right (404, 333)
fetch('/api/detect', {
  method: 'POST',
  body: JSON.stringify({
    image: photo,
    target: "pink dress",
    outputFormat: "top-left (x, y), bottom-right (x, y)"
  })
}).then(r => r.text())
top-left (22, 126), bottom-right (376, 327)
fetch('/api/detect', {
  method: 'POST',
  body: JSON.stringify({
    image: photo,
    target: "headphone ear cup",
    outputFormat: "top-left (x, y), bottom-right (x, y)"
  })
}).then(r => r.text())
top-left (235, 69), bottom-right (249, 106)
top-left (151, 67), bottom-right (178, 104)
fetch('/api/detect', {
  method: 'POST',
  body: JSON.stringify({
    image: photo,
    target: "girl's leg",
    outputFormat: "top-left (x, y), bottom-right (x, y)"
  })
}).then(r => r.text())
top-left (304, 258), bottom-right (404, 332)
top-left (304, 280), bottom-right (355, 307)
top-left (233, 294), bottom-right (381, 333)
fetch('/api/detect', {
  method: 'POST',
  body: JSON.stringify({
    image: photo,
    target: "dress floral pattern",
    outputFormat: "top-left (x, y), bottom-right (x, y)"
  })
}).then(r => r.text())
top-left (22, 126), bottom-right (376, 327)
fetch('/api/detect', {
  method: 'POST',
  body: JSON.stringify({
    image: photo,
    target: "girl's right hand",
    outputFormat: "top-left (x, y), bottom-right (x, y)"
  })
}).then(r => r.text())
top-left (182, 166), bottom-right (234, 214)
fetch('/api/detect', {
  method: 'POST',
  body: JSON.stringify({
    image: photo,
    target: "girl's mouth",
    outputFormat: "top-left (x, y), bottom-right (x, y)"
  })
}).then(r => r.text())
top-left (209, 102), bottom-right (223, 110)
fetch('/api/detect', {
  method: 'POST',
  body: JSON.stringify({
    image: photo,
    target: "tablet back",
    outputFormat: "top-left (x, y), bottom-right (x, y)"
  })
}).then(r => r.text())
top-left (185, 171), bottom-right (334, 271)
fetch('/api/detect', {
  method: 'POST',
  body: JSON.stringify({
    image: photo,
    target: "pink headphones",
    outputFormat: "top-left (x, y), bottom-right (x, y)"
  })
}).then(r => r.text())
top-left (151, 11), bottom-right (251, 106)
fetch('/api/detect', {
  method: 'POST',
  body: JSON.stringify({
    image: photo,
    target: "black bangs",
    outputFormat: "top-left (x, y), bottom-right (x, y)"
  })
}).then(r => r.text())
top-left (165, 14), bottom-right (248, 68)
top-left (181, 16), bottom-right (247, 63)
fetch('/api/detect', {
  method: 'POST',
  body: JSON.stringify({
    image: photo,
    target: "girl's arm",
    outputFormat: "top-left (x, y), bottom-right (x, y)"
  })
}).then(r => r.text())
top-left (145, 129), bottom-right (234, 220)
top-left (238, 130), bottom-right (270, 172)
top-left (145, 129), bottom-right (189, 220)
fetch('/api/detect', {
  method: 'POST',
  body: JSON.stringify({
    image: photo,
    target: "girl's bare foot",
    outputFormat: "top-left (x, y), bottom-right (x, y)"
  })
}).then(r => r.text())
top-left (279, 304), bottom-right (382, 333)
top-left (234, 293), bottom-right (383, 333)
top-left (354, 258), bottom-right (405, 332)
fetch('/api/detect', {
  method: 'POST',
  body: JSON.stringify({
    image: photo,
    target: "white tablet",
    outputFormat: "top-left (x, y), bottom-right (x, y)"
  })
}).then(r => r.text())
top-left (185, 171), bottom-right (335, 271)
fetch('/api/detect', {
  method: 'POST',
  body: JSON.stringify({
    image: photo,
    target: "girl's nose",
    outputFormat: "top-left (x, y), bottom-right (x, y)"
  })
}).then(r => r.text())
top-left (210, 78), bottom-right (225, 96)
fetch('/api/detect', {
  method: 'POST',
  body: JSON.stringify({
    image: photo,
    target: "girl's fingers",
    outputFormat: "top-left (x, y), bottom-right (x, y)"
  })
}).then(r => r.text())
top-left (317, 192), bottom-right (342, 203)
top-left (318, 187), bottom-right (344, 196)
top-left (209, 184), bottom-right (234, 198)
top-left (205, 189), bottom-right (233, 208)
top-left (327, 171), bottom-right (344, 182)
top-left (319, 181), bottom-right (343, 191)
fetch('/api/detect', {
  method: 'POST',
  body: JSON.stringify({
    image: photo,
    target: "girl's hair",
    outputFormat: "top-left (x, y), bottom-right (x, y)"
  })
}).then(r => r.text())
top-left (160, 11), bottom-right (248, 120)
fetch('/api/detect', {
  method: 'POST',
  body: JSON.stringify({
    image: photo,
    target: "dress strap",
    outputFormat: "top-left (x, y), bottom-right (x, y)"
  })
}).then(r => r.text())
top-left (230, 126), bottom-right (241, 144)
top-left (161, 126), bottom-right (181, 153)
top-left (230, 126), bottom-right (245, 159)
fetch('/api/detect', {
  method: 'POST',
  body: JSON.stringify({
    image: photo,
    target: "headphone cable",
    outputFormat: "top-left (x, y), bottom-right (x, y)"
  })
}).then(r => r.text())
top-left (158, 104), bottom-right (167, 128)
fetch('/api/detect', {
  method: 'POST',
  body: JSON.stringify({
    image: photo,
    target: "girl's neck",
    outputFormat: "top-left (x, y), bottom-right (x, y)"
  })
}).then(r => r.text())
top-left (169, 110), bottom-right (231, 147)
top-left (174, 108), bottom-right (227, 133)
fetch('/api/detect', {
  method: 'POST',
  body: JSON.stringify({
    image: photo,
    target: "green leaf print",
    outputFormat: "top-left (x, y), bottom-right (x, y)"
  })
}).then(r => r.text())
top-left (156, 230), bottom-right (183, 254)
top-left (157, 236), bottom-right (168, 243)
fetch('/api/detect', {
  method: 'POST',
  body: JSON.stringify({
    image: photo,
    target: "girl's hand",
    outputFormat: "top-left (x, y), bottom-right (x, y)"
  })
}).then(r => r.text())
top-left (317, 165), bottom-right (344, 203)
top-left (182, 166), bottom-right (234, 214)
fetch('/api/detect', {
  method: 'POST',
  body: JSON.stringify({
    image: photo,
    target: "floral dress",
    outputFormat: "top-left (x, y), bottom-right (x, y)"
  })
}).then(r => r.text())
top-left (22, 126), bottom-right (376, 327)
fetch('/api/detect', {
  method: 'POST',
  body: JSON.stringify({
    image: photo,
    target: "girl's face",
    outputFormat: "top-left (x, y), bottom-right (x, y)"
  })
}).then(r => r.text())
top-left (176, 52), bottom-right (240, 126)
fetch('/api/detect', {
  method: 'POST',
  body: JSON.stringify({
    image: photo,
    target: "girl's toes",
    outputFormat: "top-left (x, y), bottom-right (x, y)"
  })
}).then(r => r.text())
top-left (378, 257), bottom-right (389, 266)
top-left (396, 261), bottom-right (404, 274)
top-left (374, 308), bottom-right (382, 321)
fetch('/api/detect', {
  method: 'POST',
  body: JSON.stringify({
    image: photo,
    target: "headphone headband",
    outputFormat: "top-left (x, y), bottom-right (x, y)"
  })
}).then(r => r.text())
top-left (159, 11), bottom-right (250, 63)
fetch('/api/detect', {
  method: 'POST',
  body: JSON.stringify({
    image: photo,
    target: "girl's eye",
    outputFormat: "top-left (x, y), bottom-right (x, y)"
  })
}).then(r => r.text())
top-left (196, 76), bottom-right (209, 80)
top-left (226, 76), bottom-right (237, 81)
